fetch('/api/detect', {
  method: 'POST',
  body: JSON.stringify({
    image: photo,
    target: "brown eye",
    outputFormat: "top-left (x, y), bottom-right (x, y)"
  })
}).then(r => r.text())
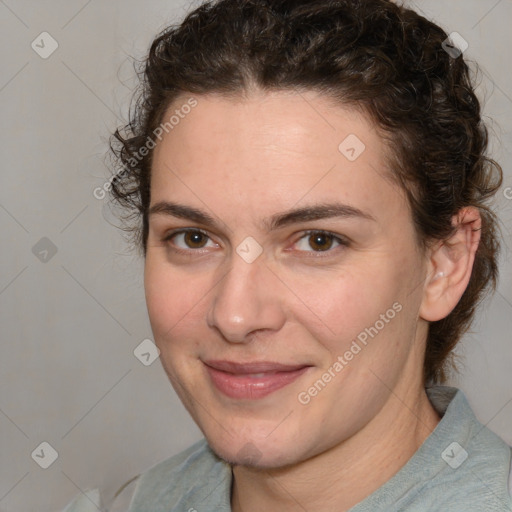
top-left (183, 230), bottom-right (208, 248)
top-left (308, 232), bottom-right (334, 251)
top-left (164, 229), bottom-right (216, 252)
top-left (294, 230), bottom-right (348, 254)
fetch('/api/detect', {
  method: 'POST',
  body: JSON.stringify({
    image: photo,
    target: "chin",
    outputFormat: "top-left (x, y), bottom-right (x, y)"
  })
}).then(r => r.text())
top-left (204, 428), bottom-right (307, 469)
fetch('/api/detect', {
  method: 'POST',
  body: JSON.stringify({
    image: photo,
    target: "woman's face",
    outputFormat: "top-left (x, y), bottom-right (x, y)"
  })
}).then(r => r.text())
top-left (144, 89), bottom-right (431, 468)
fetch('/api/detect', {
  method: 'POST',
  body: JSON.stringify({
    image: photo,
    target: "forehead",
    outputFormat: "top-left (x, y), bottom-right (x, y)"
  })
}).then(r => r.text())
top-left (150, 90), bottom-right (407, 227)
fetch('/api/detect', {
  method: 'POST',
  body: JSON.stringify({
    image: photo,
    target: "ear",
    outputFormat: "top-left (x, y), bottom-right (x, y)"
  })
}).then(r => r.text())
top-left (419, 207), bottom-right (482, 322)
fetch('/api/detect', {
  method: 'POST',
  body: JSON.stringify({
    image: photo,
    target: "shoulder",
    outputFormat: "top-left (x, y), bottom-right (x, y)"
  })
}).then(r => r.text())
top-left (127, 437), bottom-right (232, 511)
top-left (131, 438), bottom-right (221, 495)
top-left (61, 439), bottom-right (232, 512)
top-left (61, 489), bottom-right (102, 512)
top-left (427, 440), bottom-right (512, 510)
top-left (419, 386), bottom-right (512, 510)
top-left (350, 386), bottom-right (512, 511)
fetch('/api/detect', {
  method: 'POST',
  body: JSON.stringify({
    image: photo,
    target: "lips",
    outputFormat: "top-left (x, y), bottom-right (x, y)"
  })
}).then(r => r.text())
top-left (203, 360), bottom-right (312, 400)
top-left (204, 360), bottom-right (308, 374)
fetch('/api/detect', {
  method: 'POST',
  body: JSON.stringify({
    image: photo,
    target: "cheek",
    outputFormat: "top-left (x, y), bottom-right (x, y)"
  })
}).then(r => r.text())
top-left (286, 262), bottom-right (402, 352)
top-left (144, 256), bottom-right (201, 338)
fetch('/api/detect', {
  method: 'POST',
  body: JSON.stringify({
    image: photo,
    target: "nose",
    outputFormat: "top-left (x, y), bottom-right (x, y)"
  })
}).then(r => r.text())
top-left (206, 251), bottom-right (286, 344)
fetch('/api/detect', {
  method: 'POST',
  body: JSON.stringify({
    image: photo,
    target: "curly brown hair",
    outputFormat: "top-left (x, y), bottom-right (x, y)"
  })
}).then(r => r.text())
top-left (108, 0), bottom-right (503, 384)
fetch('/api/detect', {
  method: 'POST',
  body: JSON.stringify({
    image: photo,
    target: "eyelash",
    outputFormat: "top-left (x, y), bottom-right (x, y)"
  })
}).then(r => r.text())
top-left (161, 228), bottom-right (349, 258)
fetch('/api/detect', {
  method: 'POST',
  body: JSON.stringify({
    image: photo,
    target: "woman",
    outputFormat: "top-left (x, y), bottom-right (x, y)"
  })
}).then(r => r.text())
top-left (65, 0), bottom-right (511, 510)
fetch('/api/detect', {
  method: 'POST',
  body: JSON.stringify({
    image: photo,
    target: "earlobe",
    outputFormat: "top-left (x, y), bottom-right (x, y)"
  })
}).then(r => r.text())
top-left (419, 207), bottom-right (482, 322)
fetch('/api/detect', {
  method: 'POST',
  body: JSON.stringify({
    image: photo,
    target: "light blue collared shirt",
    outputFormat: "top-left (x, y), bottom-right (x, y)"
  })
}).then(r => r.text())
top-left (63, 386), bottom-right (512, 511)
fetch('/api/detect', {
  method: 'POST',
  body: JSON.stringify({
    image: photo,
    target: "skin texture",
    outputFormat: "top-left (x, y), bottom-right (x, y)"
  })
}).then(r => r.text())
top-left (144, 89), bottom-right (481, 511)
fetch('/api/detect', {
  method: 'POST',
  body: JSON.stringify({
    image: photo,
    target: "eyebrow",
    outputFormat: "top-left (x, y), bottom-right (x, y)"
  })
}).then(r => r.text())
top-left (148, 201), bottom-right (375, 231)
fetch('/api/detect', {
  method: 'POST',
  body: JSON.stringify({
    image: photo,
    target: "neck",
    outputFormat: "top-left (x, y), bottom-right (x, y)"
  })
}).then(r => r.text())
top-left (231, 383), bottom-right (440, 512)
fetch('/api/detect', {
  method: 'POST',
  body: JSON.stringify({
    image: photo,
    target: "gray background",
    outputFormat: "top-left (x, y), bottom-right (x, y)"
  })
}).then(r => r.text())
top-left (0, 1), bottom-right (510, 511)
